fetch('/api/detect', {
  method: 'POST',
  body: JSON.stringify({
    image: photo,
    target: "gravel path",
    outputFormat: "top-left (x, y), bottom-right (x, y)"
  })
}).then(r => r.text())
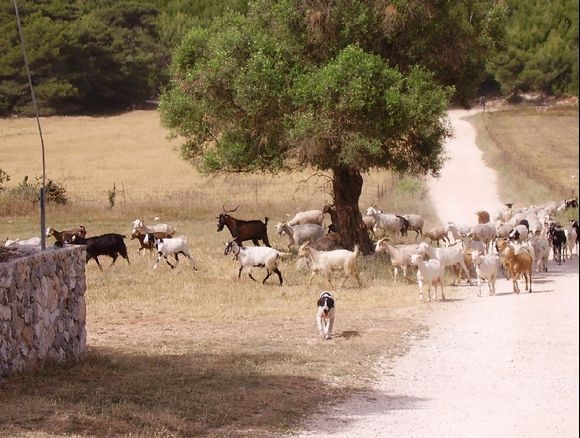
top-left (296, 109), bottom-right (580, 437)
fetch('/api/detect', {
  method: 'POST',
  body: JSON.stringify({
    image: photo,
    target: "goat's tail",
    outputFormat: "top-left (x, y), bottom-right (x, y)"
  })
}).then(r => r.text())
top-left (345, 245), bottom-right (360, 274)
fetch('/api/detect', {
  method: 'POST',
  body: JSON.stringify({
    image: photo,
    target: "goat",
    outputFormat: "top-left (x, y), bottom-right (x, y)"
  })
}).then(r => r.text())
top-left (417, 241), bottom-right (472, 286)
top-left (130, 229), bottom-right (174, 256)
top-left (444, 222), bottom-right (470, 244)
top-left (375, 237), bottom-right (420, 283)
top-left (298, 242), bottom-right (363, 288)
top-left (571, 220), bottom-right (580, 254)
top-left (224, 240), bottom-right (285, 285)
top-left (467, 223), bottom-right (496, 253)
top-left (402, 214), bottom-right (424, 240)
top-left (4, 237), bottom-right (41, 248)
top-left (309, 231), bottom-right (342, 251)
top-left (287, 209), bottom-right (324, 227)
top-left (144, 234), bottom-right (196, 270)
top-left (529, 235), bottom-right (550, 273)
top-left (131, 219), bottom-right (175, 236)
top-left (366, 206), bottom-right (406, 237)
top-left (70, 233), bottom-right (129, 270)
top-left (362, 215), bottom-right (376, 237)
top-left (410, 254), bottom-right (445, 302)
top-left (423, 226), bottom-right (449, 247)
top-left (46, 225), bottom-right (87, 245)
top-left (501, 245), bottom-right (533, 294)
top-left (322, 204), bottom-right (339, 233)
top-left (276, 222), bottom-right (324, 250)
top-left (470, 250), bottom-right (501, 296)
top-left (508, 224), bottom-right (529, 243)
top-left (217, 205), bottom-right (271, 247)
top-left (547, 224), bottom-right (566, 264)
top-left (564, 227), bottom-right (577, 260)
top-left (475, 210), bottom-right (490, 224)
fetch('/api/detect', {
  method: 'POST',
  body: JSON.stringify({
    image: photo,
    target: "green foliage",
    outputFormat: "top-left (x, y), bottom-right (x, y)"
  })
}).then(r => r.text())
top-left (487, 0), bottom-right (579, 96)
top-left (0, 0), bottom-right (248, 115)
top-left (161, 1), bottom-right (505, 177)
top-left (1, 175), bottom-right (67, 204)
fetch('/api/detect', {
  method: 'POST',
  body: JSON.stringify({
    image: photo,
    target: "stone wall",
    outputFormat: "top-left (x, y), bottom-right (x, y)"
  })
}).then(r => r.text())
top-left (0, 246), bottom-right (87, 377)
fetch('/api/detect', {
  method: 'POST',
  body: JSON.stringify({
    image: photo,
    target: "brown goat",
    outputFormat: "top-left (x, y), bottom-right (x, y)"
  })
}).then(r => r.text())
top-left (501, 245), bottom-right (533, 294)
top-left (476, 210), bottom-right (491, 224)
top-left (130, 229), bottom-right (173, 255)
top-left (217, 205), bottom-right (271, 247)
top-left (424, 226), bottom-right (449, 247)
top-left (46, 225), bottom-right (87, 245)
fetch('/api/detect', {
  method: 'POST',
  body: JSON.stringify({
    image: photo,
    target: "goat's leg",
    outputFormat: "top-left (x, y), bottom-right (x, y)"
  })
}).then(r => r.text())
top-left (248, 271), bottom-right (258, 282)
top-left (477, 274), bottom-right (482, 297)
top-left (262, 236), bottom-right (272, 247)
top-left (262, 270), bottom-right (272, 284)
top-left (418, 279), bottom-right (424, 302)
top-left (238, 266), bottom-right (244, 278)
top-left (109, 254), bottom-right (118, 267)
top-left (252, 239), bottom-right (261, 246)
top-left (307, 272), bottom-right (317, 285)
top-left (183, 252), bottom-right (197, 270)
top-left (92, 256), bottom-right (103, 271)
top-left (439, 281), bottom-right (446, 301)
top-left (273, 268), bottom-right (283, 286)
top-left (153, 254), bottom-right (161, 270)
top-left (164, 256), bottom-right (175, 269)
top-left (528, 270), bottom-right (532, 293)
top-left (172, 253), bottom-right (180, 268)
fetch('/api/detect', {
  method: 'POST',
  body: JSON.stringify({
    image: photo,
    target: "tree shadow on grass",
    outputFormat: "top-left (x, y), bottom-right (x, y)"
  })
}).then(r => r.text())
top-left (0, 347), bottom-right (394, 437)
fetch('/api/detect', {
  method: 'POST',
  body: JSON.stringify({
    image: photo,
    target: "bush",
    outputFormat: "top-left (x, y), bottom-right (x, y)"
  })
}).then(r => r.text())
top-left (2, 175), bottom-right (68, 205)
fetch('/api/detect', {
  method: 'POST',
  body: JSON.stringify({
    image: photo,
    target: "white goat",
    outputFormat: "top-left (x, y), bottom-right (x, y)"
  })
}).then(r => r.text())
top-left (287, 210), bottom-right (324, 227)
top-left (275, 222), bottom-right (324, 250)
top-left (366, 206), bottom-right (403, 236)
top-left (144, 234), bottom-right (195, 270)
top-left (468, 223), bottom-right (496, 253)
top-left (410, 254), bottom-right (445, 302)
top-left (444, 222), bottom-right (470, 244)
top-left (4, 237), bottom-right (41, 248)
top-left (564, 227), bottom-right (577, 260)
top-left (132, 219), bottom-right (175, 236)
top-left (224, 240), bottom-right (286, 285)
top-left (403, 214), bottom-right (424, 240)
top-left (529, 235), bottom-right (550, 272)
top-left (417, 241), bottom-right (472, 285)
top-left (298, 242), bottom-right (363, 287)
top-left (470, 250), bottom-right (501, 296)
top-left (508, 224), bottom-right (529, 242)
top-left (375, 238), bottom-right (420, 283)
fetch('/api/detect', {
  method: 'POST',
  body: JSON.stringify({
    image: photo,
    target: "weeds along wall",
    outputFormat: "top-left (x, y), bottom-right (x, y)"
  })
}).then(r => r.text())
top-left (0, 246), bottom-right (87, 377)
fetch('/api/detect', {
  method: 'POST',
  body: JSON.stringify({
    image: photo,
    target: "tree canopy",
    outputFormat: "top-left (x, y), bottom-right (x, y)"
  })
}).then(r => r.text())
top-left (487, 0), bottom-right (579, 96)
top-left (160, 0), bottom-right (505, 253)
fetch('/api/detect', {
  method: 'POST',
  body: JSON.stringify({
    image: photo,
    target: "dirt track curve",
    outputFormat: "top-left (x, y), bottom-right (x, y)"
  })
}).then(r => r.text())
top-left (295, 109), bottom-right (580, 438)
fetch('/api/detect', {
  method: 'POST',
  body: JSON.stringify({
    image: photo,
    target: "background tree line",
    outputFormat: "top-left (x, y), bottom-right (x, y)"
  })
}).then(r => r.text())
top-left (0, 0), bottom-right (577, 116)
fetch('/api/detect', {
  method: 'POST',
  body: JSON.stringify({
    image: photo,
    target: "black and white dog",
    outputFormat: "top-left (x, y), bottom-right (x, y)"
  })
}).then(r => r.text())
top-left (316, 291), bottom-right (335, 340)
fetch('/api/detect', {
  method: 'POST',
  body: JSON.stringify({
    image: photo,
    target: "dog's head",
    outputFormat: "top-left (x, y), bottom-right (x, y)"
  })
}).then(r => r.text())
top-left (317, 291), bottom-right (334, 317)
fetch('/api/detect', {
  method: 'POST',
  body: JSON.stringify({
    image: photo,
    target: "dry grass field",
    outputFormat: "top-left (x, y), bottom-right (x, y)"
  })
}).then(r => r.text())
top-left (0, 111), bottom-right (437, 437)
top-left (469, 105), bottom-right (579, 205)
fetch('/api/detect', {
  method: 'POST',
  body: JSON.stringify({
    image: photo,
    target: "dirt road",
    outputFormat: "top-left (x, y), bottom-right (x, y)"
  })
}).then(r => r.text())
top-left (296, 110), bottom-right (580, 437)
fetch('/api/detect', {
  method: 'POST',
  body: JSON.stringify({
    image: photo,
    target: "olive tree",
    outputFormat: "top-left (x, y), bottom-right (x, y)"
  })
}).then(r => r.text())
top-left (160, 0), bottom-right (502, 253)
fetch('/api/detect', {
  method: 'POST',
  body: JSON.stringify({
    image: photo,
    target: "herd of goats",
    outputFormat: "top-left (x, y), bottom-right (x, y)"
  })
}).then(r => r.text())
top-left (3, 198), bottom-right (579, 302)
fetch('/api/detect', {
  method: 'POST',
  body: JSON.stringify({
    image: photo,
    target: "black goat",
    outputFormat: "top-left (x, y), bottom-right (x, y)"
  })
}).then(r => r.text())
top-left (547, 225), bottom-right (567, 265)
top-left (70, 233), bottom-right (130, 269)
top-left (396, 215), bottom-right (410, 236)
top-left (217, 205), bottom-right (271, 247)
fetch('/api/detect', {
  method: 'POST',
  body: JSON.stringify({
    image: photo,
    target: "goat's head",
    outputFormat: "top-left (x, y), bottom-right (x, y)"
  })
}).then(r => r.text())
top-left (45, 227), bottom-right (54, 237)
top-left (374, 237), bottom-right (389, 252)
top-left (322, 204), bottom-right (335, 215)
top-left (216, 204), bottom-right (239, 231)
top-left (297, 241), bottom-right (311, 257)
top-left (224, 240), bottom-right (240, 256)
top-left (410, 253), bottom-right (423, 265)
top-left (470, 250), bottom-right (483, 265)
top-left (275, 222), bottom-right (288, 235)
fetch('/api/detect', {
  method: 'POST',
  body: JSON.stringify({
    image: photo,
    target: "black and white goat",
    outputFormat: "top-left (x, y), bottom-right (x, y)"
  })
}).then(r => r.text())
top-left (223, 240), bottom-right (286, 285)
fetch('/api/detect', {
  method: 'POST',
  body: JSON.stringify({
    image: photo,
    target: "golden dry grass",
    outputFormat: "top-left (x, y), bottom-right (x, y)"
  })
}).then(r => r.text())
top-left (0, 110), bottom-right (436, 437)
top-left (468, 105), bottom-right (579, 205)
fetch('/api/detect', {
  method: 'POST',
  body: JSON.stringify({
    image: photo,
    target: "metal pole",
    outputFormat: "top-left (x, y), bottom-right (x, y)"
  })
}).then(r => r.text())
top-left (13, 0), bottom-right (47, 250)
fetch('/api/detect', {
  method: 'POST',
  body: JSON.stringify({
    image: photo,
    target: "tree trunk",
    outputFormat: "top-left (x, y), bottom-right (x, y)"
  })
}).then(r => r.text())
top-left (332, 166), bottom-right (374, 255)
